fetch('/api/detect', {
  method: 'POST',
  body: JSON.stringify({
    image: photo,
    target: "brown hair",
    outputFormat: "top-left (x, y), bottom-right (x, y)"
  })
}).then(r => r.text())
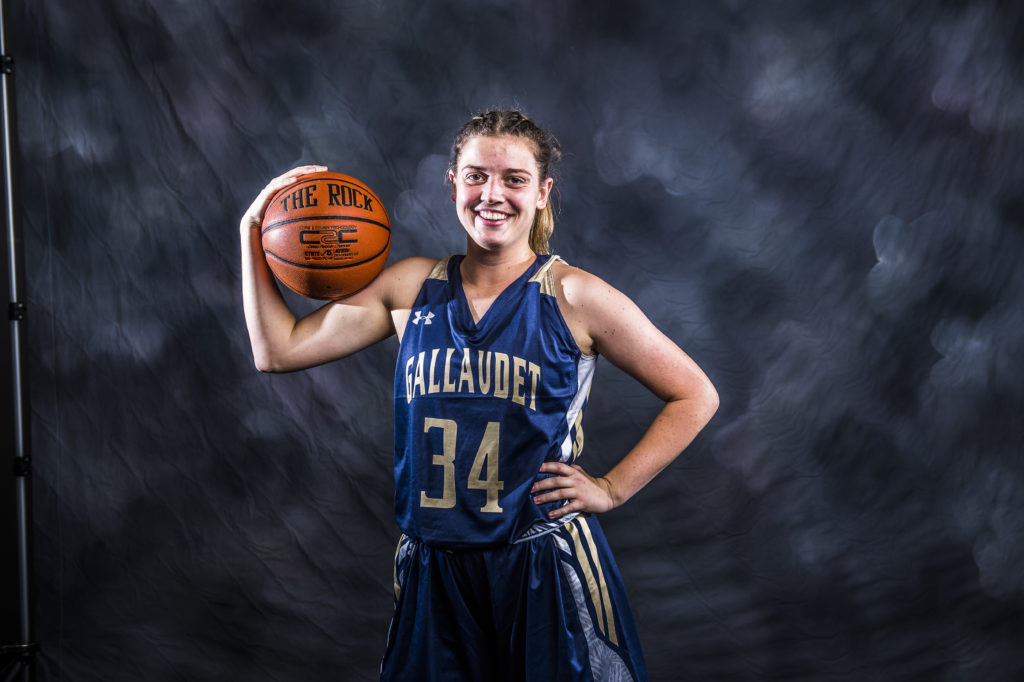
top-left (449, 110), bottom-right (562, 254)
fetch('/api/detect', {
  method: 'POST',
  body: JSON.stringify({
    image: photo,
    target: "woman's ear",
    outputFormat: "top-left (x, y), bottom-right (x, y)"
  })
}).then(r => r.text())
top-left (536, 177), bottom-right (554, 209)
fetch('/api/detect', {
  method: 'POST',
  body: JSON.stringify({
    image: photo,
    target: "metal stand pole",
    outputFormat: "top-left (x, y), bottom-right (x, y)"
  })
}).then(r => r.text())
top-left (0, 0), bottom-right (35, 679)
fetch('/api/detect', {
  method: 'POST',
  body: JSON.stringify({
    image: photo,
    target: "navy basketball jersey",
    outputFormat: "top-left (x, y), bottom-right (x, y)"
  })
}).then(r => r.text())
top-left (393, 254), bottom-right (595, 547)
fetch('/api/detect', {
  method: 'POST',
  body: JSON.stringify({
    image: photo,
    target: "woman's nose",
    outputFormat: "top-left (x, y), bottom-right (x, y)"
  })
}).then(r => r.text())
top-left (480, 177), bottom-right (503, 203)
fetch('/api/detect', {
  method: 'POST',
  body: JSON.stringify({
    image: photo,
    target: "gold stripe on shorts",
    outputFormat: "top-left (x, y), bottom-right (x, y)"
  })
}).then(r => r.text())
top-left (566, 518), bottom-right (619, 645)
top-left (577, 517), bottom-right (618, 646)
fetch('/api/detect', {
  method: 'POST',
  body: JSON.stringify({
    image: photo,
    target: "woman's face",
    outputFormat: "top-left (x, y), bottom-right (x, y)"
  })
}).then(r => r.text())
top-left (449, 135), bottom-right (553, 254)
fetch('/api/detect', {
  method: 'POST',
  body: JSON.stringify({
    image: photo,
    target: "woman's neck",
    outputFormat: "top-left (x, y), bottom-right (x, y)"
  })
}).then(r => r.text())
top-left (461, 242), bottom-right (536, 291)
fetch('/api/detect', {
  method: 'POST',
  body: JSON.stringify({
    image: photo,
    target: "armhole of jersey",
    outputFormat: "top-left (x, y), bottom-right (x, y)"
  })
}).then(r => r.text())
top-left (532, 256), bottom-right (596, 359)
top-left (398, 256), bottom-right (453, 350)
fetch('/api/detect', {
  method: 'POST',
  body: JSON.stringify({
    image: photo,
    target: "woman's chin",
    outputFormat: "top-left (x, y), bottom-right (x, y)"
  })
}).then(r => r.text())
top-left (467, 229), bottom-right (507, 251)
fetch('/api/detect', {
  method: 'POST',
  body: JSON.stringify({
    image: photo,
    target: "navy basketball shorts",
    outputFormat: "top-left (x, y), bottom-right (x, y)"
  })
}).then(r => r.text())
top-left (380, 516), bottom-right (649, 681)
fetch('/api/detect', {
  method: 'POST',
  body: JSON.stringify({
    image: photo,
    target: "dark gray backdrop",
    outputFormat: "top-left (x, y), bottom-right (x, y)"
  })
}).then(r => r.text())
top-left (9, 0), bottom-right (1024, 680)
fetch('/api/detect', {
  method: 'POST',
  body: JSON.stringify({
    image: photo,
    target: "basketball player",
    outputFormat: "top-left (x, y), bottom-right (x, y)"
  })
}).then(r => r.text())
top-left (240, 110), bottom-right (718, 681)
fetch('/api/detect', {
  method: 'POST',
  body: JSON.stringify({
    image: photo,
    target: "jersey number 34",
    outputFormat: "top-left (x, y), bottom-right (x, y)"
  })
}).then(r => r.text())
top-left (419, 418), bottom-right (504, 513)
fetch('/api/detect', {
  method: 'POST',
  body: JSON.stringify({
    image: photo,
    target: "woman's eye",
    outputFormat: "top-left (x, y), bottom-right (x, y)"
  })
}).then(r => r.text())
top-left (507, 176), bottom-right (527, 185)
top-left (466, 173), bottom-right (483, 182)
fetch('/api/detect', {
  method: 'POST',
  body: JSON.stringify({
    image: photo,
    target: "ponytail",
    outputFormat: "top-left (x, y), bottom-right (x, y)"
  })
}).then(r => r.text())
top-left (530, 203), bottom-right (554, 255)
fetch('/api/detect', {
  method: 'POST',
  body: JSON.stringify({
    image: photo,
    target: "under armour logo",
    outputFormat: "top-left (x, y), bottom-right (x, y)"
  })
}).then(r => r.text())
top-left (412, 310), bottom-right (434, 325)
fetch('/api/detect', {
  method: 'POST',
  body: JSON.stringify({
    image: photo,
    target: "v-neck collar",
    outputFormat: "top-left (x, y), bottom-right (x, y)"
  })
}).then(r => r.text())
top-left (452, 254), bottom-right (544, 331)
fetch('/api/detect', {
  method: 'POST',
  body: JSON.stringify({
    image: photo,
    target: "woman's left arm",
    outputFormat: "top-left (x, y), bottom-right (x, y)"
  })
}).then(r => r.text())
top-left (532, 267), bottom-right (719, 518)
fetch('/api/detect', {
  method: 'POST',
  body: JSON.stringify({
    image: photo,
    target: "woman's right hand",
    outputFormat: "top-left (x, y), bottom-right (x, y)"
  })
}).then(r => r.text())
top-left (240, 164), bottom-right (328, 233)
top-left (240, 164), bottom-right (434, 373)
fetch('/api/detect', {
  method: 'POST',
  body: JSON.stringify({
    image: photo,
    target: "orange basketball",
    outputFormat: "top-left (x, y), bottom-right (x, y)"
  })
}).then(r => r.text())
top-left (261, 171), bottom-right (391, 300)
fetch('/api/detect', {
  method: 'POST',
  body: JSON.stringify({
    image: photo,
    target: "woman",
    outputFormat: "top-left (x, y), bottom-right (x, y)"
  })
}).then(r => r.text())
top-left (240, 110), bottom-right (718, 681)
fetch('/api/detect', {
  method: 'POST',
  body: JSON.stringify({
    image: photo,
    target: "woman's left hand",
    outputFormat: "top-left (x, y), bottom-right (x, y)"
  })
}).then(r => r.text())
top-left (532, 462), bottom-right (617, 519)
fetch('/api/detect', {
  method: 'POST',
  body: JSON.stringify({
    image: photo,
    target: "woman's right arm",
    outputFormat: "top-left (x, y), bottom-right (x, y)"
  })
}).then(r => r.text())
top-left (240, 165), bottom-right (418, 372)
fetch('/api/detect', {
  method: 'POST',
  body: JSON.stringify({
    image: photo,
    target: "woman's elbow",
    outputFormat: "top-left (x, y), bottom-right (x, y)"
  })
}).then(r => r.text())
top-left (695, 376), bottom-right (720, 425)
top-left (252, 349), bottom-right (288, 373)
top-left (704, 383), bottom-right (720, 420)
top-left (252, 357), bottom-right (276, 373)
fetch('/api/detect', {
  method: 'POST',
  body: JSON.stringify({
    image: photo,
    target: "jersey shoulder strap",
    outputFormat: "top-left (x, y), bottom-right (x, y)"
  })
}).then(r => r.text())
top-left (527, 254), bottom-right (565, 296)
top-left (427, 256), bottom-right (454, 281)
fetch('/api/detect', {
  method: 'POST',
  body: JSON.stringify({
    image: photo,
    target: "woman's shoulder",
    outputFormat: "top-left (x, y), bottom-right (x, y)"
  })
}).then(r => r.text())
top-left (385, 255), bottom-right (445, 280)
top-left (549, 257), bottom-right (616, 308)
top-left (548, 257), bottom-right (628, 356)
top-left (380, 256), bottom-right (445, 309)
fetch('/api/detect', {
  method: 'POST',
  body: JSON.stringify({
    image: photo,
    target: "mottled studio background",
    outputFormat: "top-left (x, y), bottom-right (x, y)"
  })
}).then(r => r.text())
top-left (3, 0), bottom-right (1023, 680)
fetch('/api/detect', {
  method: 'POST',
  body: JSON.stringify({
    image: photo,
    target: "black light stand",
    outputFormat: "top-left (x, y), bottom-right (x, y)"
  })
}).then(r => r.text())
top-left (0, 0), bottom-right (34, 679)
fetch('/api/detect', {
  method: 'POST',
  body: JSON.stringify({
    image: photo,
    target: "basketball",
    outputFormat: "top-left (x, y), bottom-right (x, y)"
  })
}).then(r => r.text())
top-left (261, 171), bottom-right (391, 300)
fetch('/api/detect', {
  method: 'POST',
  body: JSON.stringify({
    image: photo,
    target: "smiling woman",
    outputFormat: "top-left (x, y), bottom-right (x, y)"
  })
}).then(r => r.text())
top-left (448, 134), bottom-right (552, 255)
top-left (239, 109), bottom-right (718, 681)
top-left (449, 109), bottom-right (562, 256)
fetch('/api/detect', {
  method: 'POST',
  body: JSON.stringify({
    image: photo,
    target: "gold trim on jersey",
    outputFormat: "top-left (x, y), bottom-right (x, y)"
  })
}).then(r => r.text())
top-left (571, 409), bottom-right (585, 461)
top-left (428, 256), bottom-right (452, 281)
top-left (528, 255), bottom-right (564, 296)
top-left (565, 517), bottom-right (619, 646)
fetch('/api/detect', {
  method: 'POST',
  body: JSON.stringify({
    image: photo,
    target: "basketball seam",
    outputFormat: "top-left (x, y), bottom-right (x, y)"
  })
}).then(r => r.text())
top-left (261, 215), bottom-right (391, 234)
